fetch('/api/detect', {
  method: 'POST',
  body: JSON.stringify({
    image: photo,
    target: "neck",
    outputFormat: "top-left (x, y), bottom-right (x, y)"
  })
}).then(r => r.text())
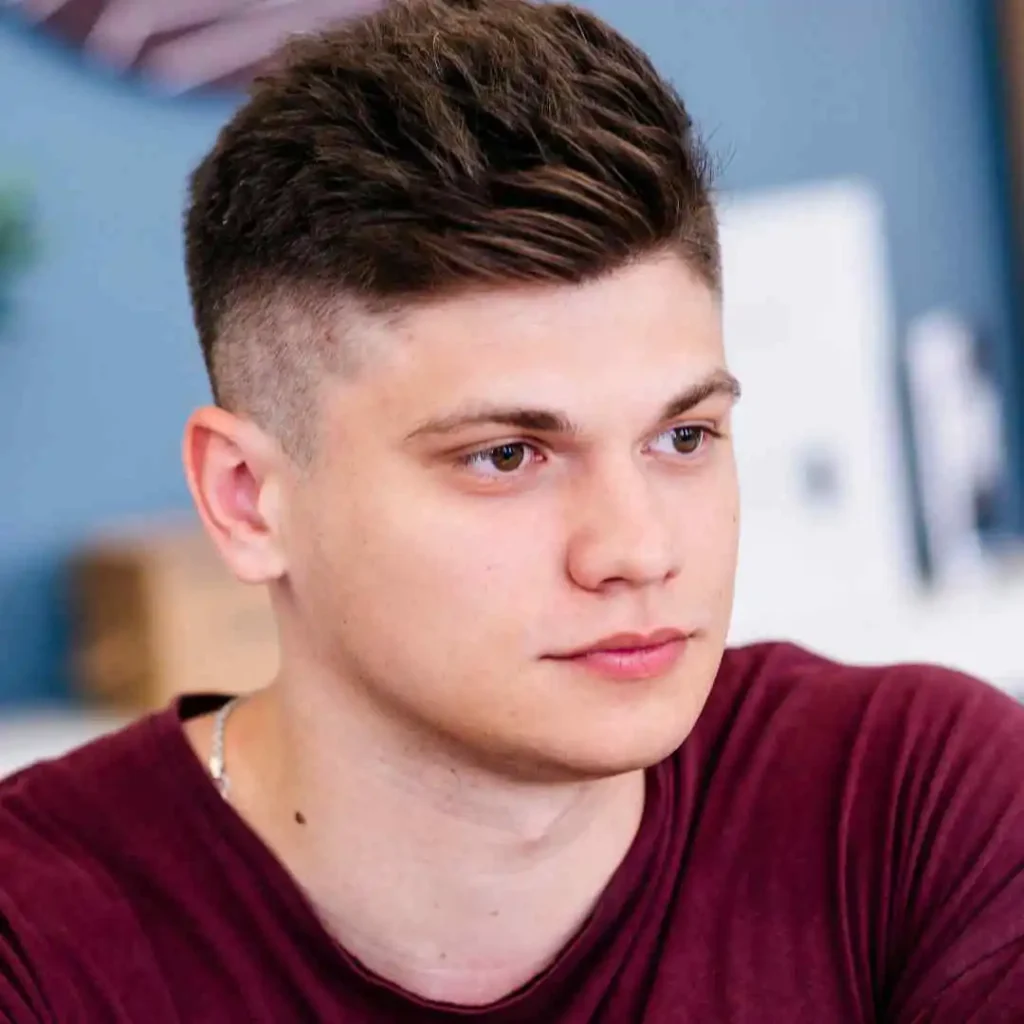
top-left (223, 676), bottom-right (646, 1006)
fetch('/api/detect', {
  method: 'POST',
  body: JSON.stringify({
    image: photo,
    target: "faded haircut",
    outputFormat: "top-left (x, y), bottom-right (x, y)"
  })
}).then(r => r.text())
top-left (183, 0), bottom-right (720, 459)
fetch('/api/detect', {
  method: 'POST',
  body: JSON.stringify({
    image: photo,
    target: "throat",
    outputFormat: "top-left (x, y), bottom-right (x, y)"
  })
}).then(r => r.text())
top-left (208, 685), bottom-right (648, 1007)
top-left (320, 904), bottom-right (581, 1007)
top-left (290, 769), bottom-right (647, 1006)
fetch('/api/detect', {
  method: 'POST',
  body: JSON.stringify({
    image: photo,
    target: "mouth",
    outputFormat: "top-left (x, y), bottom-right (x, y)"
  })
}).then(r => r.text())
top-left (546, 628), bottom-right (692, 682)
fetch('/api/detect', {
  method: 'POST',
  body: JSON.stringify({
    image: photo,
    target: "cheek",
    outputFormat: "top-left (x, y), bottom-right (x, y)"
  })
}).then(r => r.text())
top-left (312, 487), bottom-right (558, 629)
top-left (412, 504), bottom-right (561, 615)
top-left (676, 463), bottom-right (740, 552)
top-left (667, 474), bottom-right (739, 628)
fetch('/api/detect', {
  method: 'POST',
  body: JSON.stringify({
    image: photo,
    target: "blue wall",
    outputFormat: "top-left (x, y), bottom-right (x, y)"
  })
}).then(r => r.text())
top-left (0, 22), bottom-right (237, 703)
top-left (0, 2), bottom-right (1019, 704)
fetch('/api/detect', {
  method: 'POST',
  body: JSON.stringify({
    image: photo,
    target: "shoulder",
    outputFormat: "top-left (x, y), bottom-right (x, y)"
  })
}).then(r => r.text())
top-left (0, 694), bottom-right (224, 881)
top-left (0, 709), bottom-right (171, 852)
top-left (0, 713), bottom-right (160, 912)
top-left (716, 637), bottom-right (1013, 701)
top-left (704, 641), bottom-right (1024, 812)
top-left (696, 641), bottom-right (1024, 895)
top-left (711, 639), bottom-right (1022, 751)
top-left (0, 711), bottom-right (188, 1017)
top-left (701, 642), bottom-right (1024, 1016)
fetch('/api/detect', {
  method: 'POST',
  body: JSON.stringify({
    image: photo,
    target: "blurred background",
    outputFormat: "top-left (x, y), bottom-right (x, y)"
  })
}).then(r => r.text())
top-left (2, 0), bottom-right (1024, 773)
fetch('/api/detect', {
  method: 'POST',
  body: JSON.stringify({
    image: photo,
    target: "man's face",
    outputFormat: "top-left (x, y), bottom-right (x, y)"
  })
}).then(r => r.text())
top-left (280, 254), bottom-right (739, 780)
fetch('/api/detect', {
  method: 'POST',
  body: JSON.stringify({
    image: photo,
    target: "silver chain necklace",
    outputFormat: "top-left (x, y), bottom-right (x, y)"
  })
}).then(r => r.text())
top-left (209, 695), bottom-right (244, 800)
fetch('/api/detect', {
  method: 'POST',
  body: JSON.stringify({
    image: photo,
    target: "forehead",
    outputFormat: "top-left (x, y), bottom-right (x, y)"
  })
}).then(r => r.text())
top-left (328, 255), bottom-right (724, 423)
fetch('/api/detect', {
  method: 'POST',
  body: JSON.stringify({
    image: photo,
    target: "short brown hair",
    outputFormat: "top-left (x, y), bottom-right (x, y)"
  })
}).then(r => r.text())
top-left (184, 0), bottom-right (719, 457)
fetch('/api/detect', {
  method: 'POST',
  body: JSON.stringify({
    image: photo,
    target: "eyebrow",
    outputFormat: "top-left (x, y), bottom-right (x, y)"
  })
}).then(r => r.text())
top-left (404, 368), bottom-right (742, 440)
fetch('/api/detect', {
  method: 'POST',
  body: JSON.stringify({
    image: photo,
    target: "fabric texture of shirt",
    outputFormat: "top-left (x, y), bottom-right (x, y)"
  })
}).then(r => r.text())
top-left (1, 641), bottom-right (1023, 1022)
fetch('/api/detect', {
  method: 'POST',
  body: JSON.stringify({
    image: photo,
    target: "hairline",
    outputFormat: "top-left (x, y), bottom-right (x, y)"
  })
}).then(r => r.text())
top-left (212, 245), bottom-right (721, 466)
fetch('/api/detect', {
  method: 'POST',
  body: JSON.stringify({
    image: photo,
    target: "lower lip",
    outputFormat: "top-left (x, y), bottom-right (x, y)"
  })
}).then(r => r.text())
top-left (554, 638), bottom-right (688, 681)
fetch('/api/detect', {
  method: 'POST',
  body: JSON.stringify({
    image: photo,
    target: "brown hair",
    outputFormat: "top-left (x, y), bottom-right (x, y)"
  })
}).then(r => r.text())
top-left (184, 0), bottom-right (719, 457)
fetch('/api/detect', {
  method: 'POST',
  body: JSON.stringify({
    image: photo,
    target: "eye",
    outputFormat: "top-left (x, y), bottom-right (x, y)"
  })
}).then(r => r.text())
top-left (649, 425), bottom-right (711, 457)
top-left (460, 442), bottom-right (539, 477)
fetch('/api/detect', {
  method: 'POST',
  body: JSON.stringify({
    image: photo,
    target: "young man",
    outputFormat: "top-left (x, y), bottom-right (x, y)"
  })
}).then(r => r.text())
top-left (2, 1), bottom-right (1023, 1020)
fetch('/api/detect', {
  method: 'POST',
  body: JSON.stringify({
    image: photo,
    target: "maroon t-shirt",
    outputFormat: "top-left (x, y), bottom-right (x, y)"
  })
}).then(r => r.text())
top-left (1, 642), bottom-right (1023, 1022)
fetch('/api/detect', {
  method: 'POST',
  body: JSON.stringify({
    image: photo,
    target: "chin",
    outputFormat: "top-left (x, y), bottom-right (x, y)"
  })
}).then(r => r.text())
top-left (498, 695), bottom-right (708, 783)
top-left (410, 646), bottom-right (722, 783)
top-left (562, 719), bottom-right (699, 779)
top-left (542, 658), bottom-right (717, 779)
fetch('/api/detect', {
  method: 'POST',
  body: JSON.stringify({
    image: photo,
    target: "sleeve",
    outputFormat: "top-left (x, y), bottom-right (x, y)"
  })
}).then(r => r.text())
top-left (907, 940), bottom-right (1024, 1022)
top-left (880, 669), bottom-right (1024, 1023)
top-left (0, 925), bottom-right (50, 1024)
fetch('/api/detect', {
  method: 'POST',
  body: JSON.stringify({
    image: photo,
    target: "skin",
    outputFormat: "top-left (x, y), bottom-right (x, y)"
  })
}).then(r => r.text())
top-left (182, 251), bottom-right (740, 1004)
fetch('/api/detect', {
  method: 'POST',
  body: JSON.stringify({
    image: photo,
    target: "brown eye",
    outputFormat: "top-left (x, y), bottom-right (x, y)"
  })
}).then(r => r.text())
top-left (671, 427), bottom-right (705, 454)
top-left (488, 444), bottom-right (527, 472)
top-left (460, 442), bottom-right (542, 478)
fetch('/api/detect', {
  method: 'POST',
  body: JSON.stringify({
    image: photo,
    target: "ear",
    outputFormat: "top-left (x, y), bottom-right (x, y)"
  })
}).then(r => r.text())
top-left (182, 406), bottom-right (288, 585)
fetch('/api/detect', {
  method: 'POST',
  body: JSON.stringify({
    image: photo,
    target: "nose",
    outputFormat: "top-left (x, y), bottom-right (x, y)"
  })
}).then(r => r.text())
top-left (565, 459), bottom-right (681, 593)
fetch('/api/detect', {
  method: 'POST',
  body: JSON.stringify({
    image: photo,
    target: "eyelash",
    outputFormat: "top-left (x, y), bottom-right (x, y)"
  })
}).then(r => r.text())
top-left (457, 425), bottom-right (723, 478)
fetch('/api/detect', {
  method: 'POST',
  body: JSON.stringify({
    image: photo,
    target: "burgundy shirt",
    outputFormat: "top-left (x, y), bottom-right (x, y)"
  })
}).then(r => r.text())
top-left (1, 642), bottom-right (1023, 1022)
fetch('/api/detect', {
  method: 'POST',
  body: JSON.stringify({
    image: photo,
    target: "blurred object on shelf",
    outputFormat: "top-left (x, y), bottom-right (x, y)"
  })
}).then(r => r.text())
top-left (905, 310), bottom-right (1011, 588)
top-left (722, 180), bottom-right (913, 630)
top-left (7, 0), bottom-right (387, 95)
top-left (999, 0), bottom-right (1024, 261)
top-left (71, 519), bottom-right (277, 711)
top-left (722, 180), bottom-right (1024, 691)
top-left (997, 0), bottom-right (1024, 539)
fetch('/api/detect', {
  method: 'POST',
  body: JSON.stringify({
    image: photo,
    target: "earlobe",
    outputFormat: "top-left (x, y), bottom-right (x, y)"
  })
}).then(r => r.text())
top-left (182, 406), bottom-right (288, 585)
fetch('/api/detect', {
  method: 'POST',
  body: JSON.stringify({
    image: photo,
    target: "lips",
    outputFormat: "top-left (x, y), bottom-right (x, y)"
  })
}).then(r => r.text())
top-left (548, 628), bottom-right (691, 682)
top-left (558, 628), bottom-right (689, 658)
